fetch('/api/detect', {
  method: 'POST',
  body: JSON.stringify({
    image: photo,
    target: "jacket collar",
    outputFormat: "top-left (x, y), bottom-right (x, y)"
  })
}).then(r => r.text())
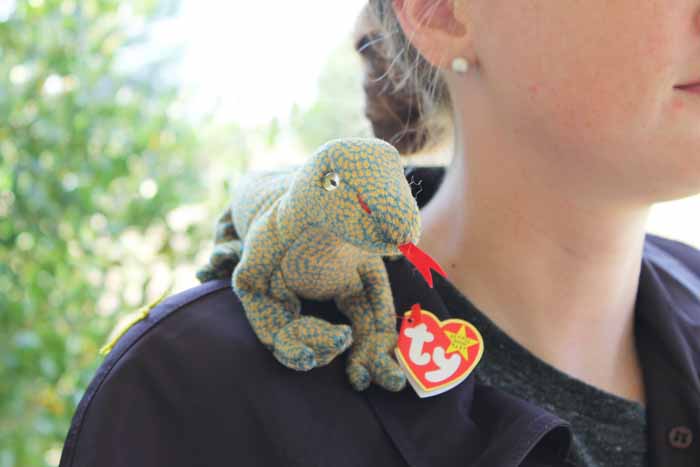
top-left (639, 239), bottom-right (700, 393)
top-left (362, 164), bottom-right (700, 467)
top-left (636, 241), bottom-right (700, 466)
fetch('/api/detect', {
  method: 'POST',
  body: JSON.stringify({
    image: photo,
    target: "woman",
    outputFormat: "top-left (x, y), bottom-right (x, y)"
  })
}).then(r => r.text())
top-left (358, 1), bottom-right (700, 465)
top-left (58, 1), bottom-right (700, 466)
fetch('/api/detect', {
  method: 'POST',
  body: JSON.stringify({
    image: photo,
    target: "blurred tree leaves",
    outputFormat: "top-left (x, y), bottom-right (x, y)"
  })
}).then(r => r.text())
top-left (0, 0), bottom-right (372, 465)
top-left (0, 0), bottom-right (224, 465)
top-left (289, 39), bottom-right (372, 154)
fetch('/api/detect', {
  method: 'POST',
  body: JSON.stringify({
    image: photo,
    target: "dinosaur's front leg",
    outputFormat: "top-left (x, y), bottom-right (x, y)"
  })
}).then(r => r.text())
top-left (335, 257), bottom-right (406, 392)
top-left (233, 212), bottom-right (352, 371)
top-left (268, 269), bottom-right (353, 369)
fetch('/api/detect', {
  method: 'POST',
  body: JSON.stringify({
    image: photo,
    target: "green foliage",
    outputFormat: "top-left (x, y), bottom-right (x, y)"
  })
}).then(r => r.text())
top-left (0, 0), bottom-right (371, 463)
top-left (289, 40), bottom-right (373, 154)
top-left (0, 1), bottom-right (226, 465)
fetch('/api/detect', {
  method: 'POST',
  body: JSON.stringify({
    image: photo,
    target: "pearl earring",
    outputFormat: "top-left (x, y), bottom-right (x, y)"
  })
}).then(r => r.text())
top-left (451, 57), bottom-right (470, 74)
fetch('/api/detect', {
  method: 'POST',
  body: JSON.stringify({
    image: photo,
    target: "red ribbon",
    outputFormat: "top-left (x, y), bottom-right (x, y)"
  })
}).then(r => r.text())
top-left (398, 242), bottom-right (447, 288)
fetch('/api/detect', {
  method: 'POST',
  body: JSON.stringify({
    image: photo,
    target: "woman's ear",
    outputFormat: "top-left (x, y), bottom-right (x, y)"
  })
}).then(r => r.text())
top-left (392, 0), bottom-right (471, 70)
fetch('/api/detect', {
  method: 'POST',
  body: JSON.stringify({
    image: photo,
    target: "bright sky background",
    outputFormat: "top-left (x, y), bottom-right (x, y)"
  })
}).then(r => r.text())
top-left (150, 0), bottom-right (368, 128)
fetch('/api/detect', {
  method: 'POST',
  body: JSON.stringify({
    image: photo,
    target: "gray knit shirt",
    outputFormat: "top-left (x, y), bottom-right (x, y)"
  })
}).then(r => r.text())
top-left (434, 277), bottom-right (648, 467)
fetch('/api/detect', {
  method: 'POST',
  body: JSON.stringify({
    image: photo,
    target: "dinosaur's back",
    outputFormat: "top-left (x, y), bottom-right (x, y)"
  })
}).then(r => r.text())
top-left (230, 167), bottom-right (299, 240)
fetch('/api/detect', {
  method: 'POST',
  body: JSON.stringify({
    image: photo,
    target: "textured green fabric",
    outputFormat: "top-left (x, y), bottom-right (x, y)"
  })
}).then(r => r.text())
top-left (196, 137), bottom-right (422, 392)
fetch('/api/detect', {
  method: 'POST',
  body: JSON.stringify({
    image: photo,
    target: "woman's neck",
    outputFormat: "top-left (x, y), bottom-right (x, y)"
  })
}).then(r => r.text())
top-left (416, 149), bottom-right (649, 406)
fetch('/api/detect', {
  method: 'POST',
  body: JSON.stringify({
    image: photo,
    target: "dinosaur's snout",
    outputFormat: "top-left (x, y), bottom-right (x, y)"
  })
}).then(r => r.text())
top-left (377, 219), bottom-right (419, 249)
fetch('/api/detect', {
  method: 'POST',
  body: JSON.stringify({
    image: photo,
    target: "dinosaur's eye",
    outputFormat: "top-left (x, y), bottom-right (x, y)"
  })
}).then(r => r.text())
top-left (322, 171), bottom-right (340, 191)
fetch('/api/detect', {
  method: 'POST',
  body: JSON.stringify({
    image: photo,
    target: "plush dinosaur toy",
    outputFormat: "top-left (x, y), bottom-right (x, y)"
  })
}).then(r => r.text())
top-left (196, 137), bottom-right (444, 392)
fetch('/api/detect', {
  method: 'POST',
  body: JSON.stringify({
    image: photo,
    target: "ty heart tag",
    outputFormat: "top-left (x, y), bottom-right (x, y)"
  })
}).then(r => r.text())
top-left (395, 303), bottom-right (484, 398)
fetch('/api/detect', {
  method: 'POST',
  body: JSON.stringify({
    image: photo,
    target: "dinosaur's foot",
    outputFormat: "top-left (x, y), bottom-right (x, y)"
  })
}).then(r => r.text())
top-left (195, 240), bottom-right (242, 283)
top-left (272, 316), bottom-right (353, 371)
top-left (346, 332), bottom-right (406, 392)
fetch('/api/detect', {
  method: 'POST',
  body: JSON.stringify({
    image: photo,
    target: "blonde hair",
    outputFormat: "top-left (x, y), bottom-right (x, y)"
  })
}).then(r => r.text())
top-left (355, 1), bottom-right (454, 156)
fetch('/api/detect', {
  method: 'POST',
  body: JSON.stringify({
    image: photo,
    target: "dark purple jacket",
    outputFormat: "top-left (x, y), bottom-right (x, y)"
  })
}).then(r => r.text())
top-left (58, 167), bottom-right (700, 467)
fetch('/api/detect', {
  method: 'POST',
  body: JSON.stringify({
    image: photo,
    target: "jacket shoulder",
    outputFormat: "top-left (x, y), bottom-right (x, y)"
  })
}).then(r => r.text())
top-left (59, 279), bottom-right (270, 466)
top-left (92, 279), bottom-right (254, 368)
top-left (59, 279), bottom-right (390, 467)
